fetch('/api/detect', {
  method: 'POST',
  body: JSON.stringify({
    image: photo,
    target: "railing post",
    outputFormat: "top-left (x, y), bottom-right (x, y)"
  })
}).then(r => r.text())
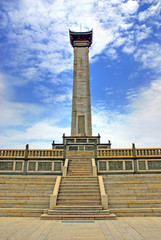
top-left (62, 159), bottom-right (68, 177)
top-left (64, 144), bottom-right (67, 159)
top-left (132, 143), bottom-right (138, 173)
top-left (94, 144), bottom-right (97, 158)
top-left (50, 176), bottom-right (61, 209)
top-left (98, 176), bottom-right (108, 210)
top-left (23, 144), bottom-right (29, 175)
top-left (92, 158), bottom-right (97, 177)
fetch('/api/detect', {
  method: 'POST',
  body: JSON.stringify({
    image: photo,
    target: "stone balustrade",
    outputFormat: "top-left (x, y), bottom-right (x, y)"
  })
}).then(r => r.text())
top-left (136, 148), bottom-right (161, 157)
top-left (28, 150), bottom-right (63, 158)
top-left (0, 150), bottom-right (25, 158)
top-left (0, 149), bottom-right (63, 159)
top-left (0, 149), bottom-right (64, 174)
top-left (97, 149), bottom-right (133, 157)
top-left (97, 148), bottom-right (161, 158)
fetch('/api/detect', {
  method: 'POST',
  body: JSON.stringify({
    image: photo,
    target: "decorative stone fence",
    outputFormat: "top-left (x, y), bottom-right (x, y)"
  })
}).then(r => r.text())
top-left (97, 148), bottom-right (161, 174)
top-left (0, 149), bottom-right (64, 175)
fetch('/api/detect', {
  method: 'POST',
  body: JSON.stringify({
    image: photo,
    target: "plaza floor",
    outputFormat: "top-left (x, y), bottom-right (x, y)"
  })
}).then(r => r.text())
top-left (0, 217), bottom-right (161, 240)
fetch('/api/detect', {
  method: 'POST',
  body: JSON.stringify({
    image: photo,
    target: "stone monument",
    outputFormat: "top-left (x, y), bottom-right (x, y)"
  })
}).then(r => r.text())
top-left (69, 30), bottom-right (92, 136)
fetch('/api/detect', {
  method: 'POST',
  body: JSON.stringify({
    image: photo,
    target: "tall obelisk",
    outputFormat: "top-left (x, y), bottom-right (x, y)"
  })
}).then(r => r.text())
top-left (69, 30), bottom-right (92, 136)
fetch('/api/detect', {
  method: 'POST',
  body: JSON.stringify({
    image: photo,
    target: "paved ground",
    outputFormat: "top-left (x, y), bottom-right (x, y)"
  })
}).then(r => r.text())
top-left (0, 217), bottom-right (161, 240)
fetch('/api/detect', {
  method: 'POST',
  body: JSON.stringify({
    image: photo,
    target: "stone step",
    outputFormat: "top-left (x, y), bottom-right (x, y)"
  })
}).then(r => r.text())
top-left (48, 210), bottom-right (110, 215)
top-left (57, 196), bottom-right (100, 200)
top-left (104, 183), bottom-right (161, 188)
top-left (0, 180), bottom-right (55, 185)
top-left (0, 175), bottom-right (55, 217)
top-left (106, 190), bottom-right (161, 195)
top-left (0, 208), bottom-right (46, 217)
top-left (68, 167), bottom-right (91, 169)
top-left (0, 196), bottom-right (49, 200)
top-left (68, 166), bottom-right (92, 168)
top-left (41, 214), bottom-right (116, 220)
top-left (59, 187), bottom-right (100, 192)
top-left (60, 183), bottom-right (99, 187)
top-left (62, 177), bottom-right (97, 179)
top-left (57, 201), bottom-right (101, 205)
top-left (59, 190), bottom-right (100, 194)
top-left (106, 185), bottom-right (161, 191)
top-left (61, 179), bottom-right (98, 182)
top-left (0, 199), bottom-right (49, 205)
top-left (68, 164), bottom-right (92, 165)
top-left (67, 174), bottom-right (93, 176)
top-left (109, 208), bottom-right (161, 217)
top-left (67, 172), bottom-right (92, 174)
top-left (67, 171), bottom-right (92, 174)
top-left (0, 186), bottom-right (53, 192)
top-left (109, 200), bottom-right (161, 208)
top-left (108, 193), bottom-right (161, 200)
top-left (68, 162), bottom-right (92, 164)
top-left (104, 176), bottom-right (161, 181)
top-left (104, 180), bottom-right (161, 184)
top-left (58, 193), bottom-right (99, 197)
top-left (61, 182), bottom-right (98, 186)
top-left (55, 205), bottom-right (103, 210)
top-left (0, 175), bottom-right (57, 180)
top-left (68, 162), bottom-right (92, 163)
top-left (68, 163), bottom-right (92, 164)
top-left (68, 168), bottom-right (92, 170)
top-left (0, 192), bottom-right (49, 197)
top-left (60, 181), bottom-right (98, 184)
top-left (0, 184), bottom-right (54, 188)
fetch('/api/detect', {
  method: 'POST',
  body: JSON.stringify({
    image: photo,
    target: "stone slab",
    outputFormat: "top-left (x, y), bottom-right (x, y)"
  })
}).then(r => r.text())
top-left (1, 217), bottom-right (161, 240)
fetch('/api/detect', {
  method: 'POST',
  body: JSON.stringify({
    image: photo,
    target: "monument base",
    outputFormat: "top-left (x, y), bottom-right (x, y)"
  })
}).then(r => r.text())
top-left (52, 134), bottom-right (111, 152)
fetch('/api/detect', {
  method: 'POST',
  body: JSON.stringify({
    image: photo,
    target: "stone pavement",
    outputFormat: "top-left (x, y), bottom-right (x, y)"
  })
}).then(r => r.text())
top-left (0, 217), bottom-right (161, 240)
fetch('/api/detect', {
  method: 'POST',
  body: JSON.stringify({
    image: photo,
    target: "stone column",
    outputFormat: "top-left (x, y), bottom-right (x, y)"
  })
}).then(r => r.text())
top-left (71, 47), bottom-right (92, 136)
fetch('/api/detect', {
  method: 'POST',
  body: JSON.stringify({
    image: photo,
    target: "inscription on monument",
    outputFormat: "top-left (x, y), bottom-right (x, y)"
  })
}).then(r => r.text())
top-left (78, 115), bottom-right (85, 134)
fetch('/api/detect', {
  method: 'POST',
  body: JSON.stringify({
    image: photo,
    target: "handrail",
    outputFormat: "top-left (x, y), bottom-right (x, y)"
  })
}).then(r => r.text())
top-left (0, 150), bottom-right (25, 157)
top-left (97, 149), bottom-right (133, 157)
top-left (0, 149), bottom-right (64, 158)
top-left (50, 176), bottom-right (61, 209)
top-left (98, 176), bottom-right (108, 210)
top-left (136, 148), bottom-right (161, 157)
top-left (28, 149), bottom-right (63, 158)
top-left (92, 158), bottom-right (97, 177)
top-left (62, 159), bottom-right (69, 177)
top-left (97, 148), bottom-right (161, 158)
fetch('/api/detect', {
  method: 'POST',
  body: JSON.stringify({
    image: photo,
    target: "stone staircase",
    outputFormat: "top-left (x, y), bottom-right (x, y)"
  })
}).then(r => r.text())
top-left (67, 158), bottom-right (93, 176)
top-left (0, 175), bottom-right (57, 217)
top-left (41, 155), bottom-right (116, 220)
top-left (104, 174), bottom-right (161, 216)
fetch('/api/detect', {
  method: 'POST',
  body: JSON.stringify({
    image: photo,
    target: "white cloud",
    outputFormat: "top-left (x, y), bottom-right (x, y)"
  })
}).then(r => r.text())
top-left (1, 122), bottom-right (70, 149)
top-left (93, 78), bottom-right (161, 148)
top-left (33, 84), bottom-right (72, 105)
top-left (139, 2), bottom-right (161, 21)
top-left (135, 25), bottom-right (152, 42)
top-left (121, 0), bottom-right (139, 15)
top-left (0, 100), bottom-right (43, 127)
top-left (105, 48), bottom-right (118, 60)
top-left (122, 44), bottom-right (135, 54)
top-left (113, 37), bottom-right (126, 47)
top-left (134, 43), bottom-right (161, 72)
top-left (1, 0), bottom-right (160, 80)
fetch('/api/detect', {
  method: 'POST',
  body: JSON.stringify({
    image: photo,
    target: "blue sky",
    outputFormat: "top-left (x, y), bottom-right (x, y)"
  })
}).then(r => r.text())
top-left (0, 0), bottom-right (161, 149)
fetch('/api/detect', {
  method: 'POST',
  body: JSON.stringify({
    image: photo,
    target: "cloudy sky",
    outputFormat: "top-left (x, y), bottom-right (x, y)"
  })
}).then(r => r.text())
top-left (0, 0), bottom-right (161, 149)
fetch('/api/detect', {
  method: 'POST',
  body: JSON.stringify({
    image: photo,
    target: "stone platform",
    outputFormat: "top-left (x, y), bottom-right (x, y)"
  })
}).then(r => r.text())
top-left (0, 217), bottom-right (161, 240)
